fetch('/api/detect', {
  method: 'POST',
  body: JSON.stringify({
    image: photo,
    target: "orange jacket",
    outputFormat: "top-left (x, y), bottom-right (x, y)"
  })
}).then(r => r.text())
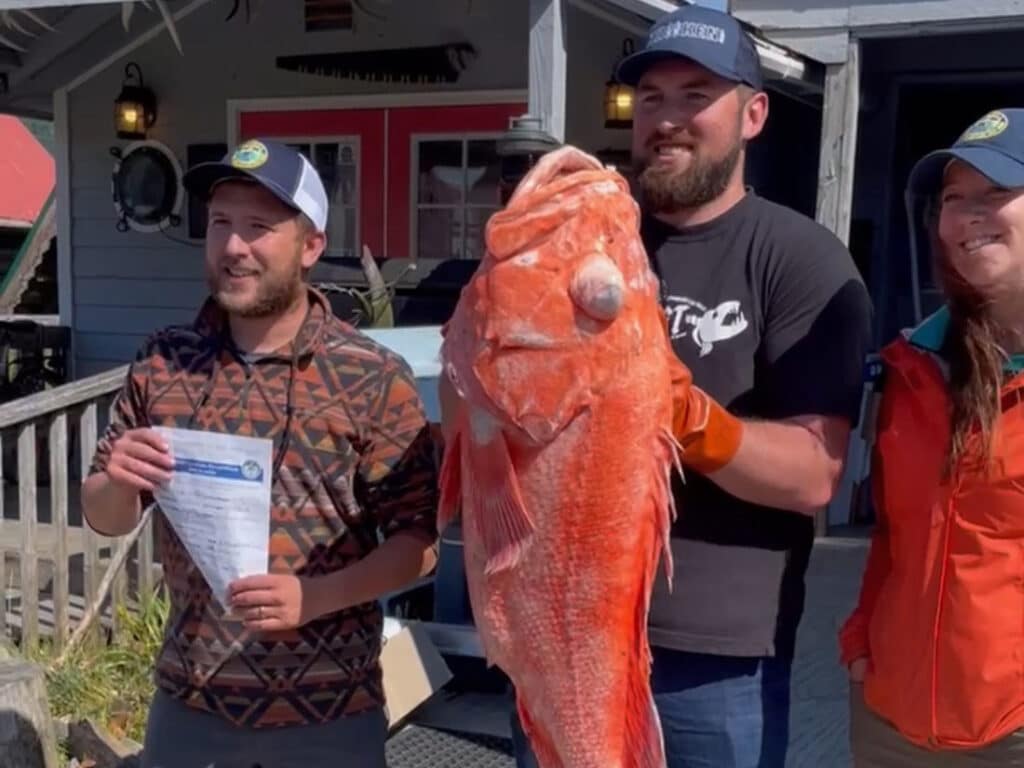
top-left (839, 323), bottom-right (1024, 750)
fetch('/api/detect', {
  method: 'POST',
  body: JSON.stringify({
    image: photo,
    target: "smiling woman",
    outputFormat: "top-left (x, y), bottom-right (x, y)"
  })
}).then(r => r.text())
top-left (840, 108), bottom-right (1024, 768)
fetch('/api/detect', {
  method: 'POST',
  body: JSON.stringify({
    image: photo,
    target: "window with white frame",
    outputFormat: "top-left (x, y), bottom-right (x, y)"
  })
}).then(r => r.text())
top-left (414, 136), bottom-right (502, 260)
top-left (288, 139), bottom-right (359, 259)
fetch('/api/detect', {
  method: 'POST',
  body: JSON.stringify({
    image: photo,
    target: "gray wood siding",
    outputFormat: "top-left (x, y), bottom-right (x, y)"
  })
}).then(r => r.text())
top-left (67, 0), bottom-right (636, 376)
top-left (733, 0), bottom-right (1024, 30)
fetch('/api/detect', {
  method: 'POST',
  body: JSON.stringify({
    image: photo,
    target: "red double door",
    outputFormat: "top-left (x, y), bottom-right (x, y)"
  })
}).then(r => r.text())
top-left (238, 101), bottom-right (526, 261)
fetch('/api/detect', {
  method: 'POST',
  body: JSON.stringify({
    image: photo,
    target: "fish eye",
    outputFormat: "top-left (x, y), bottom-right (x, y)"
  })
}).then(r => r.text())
top-left (570, 254), bottom-right (625, 321)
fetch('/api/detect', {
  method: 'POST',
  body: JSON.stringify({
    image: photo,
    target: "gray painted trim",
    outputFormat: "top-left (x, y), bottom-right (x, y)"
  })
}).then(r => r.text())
top-left (529, 0), bottom-right (568, 142)
top-left (54, 88), bottom-right (74, 374)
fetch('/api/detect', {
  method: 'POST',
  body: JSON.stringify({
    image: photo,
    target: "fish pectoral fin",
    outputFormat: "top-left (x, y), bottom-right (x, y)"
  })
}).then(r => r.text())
top-left (653, 428), bottom-right (682, 590)
top-left (437, 428), bottom-right (462, 534)
top-left (467, 431), bottom-right (534, 575)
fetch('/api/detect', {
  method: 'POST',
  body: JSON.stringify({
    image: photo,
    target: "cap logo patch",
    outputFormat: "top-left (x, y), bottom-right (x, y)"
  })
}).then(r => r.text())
top-left (650, 20), bottom-right (726, 46)
top-left (961, 111), bottom-right (1008, 142)
top-left (231, 139), bottom-right (269, 170)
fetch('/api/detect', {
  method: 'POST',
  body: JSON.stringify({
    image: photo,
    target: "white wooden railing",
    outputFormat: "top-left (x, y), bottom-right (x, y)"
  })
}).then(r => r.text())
top-left (0, 325), bottom-right (444, 654)
top-left (0, 363), bottom-right (157, 651)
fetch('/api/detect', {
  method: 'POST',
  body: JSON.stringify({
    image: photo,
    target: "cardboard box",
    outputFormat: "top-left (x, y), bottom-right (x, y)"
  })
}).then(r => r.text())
top-left (380, 620), bottom-right (453, 729)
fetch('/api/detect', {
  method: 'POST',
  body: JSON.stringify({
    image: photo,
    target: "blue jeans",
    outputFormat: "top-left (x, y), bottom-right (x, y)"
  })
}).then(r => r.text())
top-left (511, 649), bottom-right (792, 768)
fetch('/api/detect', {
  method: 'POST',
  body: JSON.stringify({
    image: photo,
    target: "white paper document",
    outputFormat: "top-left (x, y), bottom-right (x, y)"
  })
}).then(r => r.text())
top-left (151, 426), bottom-right (273, 610)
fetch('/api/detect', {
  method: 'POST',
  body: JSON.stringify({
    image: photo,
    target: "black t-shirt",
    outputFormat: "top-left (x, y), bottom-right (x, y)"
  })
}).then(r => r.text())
top-left (642, 191), bottom-right (874, 660)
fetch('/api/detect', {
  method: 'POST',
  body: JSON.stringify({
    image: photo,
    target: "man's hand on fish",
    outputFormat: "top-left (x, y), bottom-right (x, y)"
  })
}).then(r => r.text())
top-left (670, 356), bottom-right (744, 474)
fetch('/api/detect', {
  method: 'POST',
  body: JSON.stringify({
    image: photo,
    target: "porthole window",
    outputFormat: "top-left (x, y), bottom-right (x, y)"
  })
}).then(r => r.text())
top-left (111, 140), bottom-right (183, 233)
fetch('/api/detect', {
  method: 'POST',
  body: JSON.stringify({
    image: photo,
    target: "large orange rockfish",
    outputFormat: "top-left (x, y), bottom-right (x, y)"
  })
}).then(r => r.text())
top-left (438, 145), bottom-right (681, 768)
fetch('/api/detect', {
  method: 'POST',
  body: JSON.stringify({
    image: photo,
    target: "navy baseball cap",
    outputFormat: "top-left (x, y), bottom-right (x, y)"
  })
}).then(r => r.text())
top-left (615, 4), bottom-right (762, 90)
top-left (183, 138), bottom-right (329, 232)
top-left (908, 109), bottom-right (1024, 196)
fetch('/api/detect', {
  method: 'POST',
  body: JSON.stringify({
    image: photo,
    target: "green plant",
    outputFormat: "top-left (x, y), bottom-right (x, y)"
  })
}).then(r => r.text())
top-left (316, 245), bottom-right (414, 329)
top-left (27, 585), bottom-right (170, 745)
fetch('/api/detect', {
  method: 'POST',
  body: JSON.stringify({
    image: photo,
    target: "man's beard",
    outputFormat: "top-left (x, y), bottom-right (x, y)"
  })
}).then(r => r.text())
top-left (634, 136), bottom-right (743, 214)
top-left (207, 254), bottom-right (304, 318)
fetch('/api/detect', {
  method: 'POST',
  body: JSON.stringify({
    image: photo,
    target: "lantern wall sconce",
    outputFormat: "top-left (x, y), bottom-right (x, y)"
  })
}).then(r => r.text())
top-left (114, 62), bottom-right (157, 140)
top-left (604, 39), bottom-right (635, 130)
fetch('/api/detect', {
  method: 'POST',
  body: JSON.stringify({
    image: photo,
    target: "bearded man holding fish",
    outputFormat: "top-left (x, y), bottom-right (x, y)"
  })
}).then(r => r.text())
top-left (438, 4), bottom-right (874, 768)
top-left (616, 5), bottom-right (874, 766)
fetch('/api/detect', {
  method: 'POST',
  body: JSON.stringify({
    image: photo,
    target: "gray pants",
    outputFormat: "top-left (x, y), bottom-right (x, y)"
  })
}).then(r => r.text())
top-left (141, 689), bottom-right (388, 768)
top-left (851, 683), bottom-right (1024, 767)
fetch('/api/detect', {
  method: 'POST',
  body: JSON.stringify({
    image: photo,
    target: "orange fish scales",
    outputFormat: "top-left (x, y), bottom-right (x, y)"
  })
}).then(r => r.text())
top-left (439, 145), bottom-right (680, 768)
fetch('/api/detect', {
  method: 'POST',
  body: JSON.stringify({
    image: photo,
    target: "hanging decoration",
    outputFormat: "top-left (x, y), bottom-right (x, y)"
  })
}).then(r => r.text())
top-left (276, 42), bottom-right (477, 84)
top-left (120, 1), bottom-right (183, 55)
top-left (225, 0), bottom-right (254, 23)
top-left (0, 8), bottom-right (55, 53)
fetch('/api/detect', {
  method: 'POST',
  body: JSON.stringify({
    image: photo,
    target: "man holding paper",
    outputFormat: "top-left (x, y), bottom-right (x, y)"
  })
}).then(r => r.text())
top-left (81, 138), bottom-right (439, 767)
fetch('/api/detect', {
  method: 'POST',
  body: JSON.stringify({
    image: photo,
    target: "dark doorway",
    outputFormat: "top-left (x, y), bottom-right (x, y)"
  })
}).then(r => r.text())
top-left (746, 86), bottom-right (822, 220)
top-left (879, 76), bottom-right (1024, 340)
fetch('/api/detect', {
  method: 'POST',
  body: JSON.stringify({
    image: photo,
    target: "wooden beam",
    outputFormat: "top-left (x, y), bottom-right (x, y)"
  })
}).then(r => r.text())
top-left (815, 36), bottom-right (860, 248)
top-left (4, 5), bottom-right (117, 91)
top-left (66, 0), bottom-right (214, 92)
top-left (528, 0), bottom-right (567, 143)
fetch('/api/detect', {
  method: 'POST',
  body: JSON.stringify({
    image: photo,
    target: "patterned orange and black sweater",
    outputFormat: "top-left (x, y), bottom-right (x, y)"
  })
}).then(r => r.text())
top-left (89, 287), bottom-right (439, 729)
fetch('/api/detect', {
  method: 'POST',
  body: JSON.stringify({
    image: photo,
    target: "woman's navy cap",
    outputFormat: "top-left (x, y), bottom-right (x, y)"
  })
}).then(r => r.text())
top-left (908, 109), bottom-right (1024, 196)
top-left (614, 4), bottom-right (763, 90)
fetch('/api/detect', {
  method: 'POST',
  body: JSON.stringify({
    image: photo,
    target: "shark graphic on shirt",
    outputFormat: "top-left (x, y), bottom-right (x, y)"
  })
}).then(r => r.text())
top-left (663, 296), bottom-right (750, 357)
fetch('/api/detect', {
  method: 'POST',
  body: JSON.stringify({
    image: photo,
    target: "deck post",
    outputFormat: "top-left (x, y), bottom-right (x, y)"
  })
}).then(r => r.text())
top-left (528, 0), bottom-right (568, 142)
top-left (815, 34), bottom-right (861, 248)
top-left (815, 35), bottom-right (861, 537)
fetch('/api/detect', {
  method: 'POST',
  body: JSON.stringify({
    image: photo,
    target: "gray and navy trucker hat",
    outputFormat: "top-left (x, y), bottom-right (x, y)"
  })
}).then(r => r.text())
top-left (615, 4), bottom-right (762, 91)
top-left (183, 138), bottom-right (329, 232)
top-left (907, 109), bottom-right (1024, 197)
